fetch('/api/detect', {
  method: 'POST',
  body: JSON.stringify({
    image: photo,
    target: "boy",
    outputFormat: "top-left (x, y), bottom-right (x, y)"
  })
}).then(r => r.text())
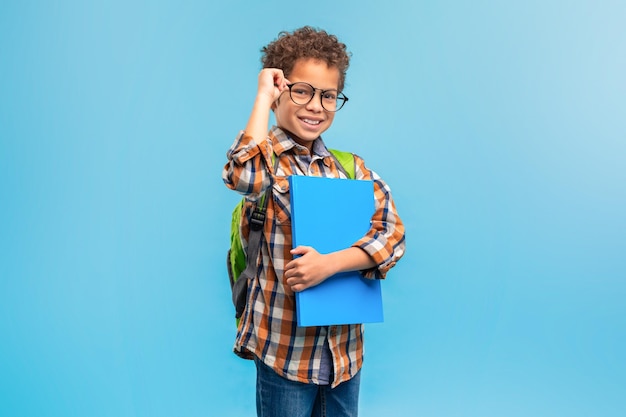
top-left (222, 26), bottom-right (405, 417)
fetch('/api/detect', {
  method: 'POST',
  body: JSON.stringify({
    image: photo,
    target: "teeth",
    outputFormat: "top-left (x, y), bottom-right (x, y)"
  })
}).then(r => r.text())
top-left (303, 118), bottom-right (320, 125)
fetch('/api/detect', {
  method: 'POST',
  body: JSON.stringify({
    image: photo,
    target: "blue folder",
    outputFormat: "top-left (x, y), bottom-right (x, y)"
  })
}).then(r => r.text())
top-left (288, 175), bottom-right (384, 327)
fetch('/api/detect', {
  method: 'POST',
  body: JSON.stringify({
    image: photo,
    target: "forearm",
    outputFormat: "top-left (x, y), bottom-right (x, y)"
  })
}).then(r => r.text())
top-left (326, 247), bottom-right (376, 276)
top-left (244, 94), bottom-right (274, 145)
top-left (244, 68), bottom-right (289, 144)
top-left (285, 246), bottom-right (376, 292)
top-left (223, 71), bottom-right (285, 197)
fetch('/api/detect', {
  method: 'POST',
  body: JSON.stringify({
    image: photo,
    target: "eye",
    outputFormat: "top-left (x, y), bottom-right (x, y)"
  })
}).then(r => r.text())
top-left (322, 91), bottom-right (338, 101)
top-left (292, 83), bottom-right (313, 97)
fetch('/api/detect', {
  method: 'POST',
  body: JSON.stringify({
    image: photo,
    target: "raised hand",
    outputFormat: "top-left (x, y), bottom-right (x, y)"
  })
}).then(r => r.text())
top-left (257, 68), bottom-right (289, 103)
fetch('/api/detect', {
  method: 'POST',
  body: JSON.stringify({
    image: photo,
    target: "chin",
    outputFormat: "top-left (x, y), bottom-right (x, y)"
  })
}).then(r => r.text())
top-left (283, 127), bottom-right (321, 144)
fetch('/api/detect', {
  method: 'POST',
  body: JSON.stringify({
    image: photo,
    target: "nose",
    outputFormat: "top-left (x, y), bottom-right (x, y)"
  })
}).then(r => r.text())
top-left (305, 90), bottom-right (324, 112)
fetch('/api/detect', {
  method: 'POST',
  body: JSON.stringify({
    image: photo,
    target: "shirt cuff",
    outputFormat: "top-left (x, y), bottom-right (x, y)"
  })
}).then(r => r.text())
top-left (353, 236), bottom-right (397, 279)
top-left (227, 131), bottom-right (268, 165)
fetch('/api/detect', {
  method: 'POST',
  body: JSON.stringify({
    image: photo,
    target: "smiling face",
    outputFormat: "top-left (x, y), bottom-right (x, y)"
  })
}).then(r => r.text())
top-left (274, 58), bottom-right (340, 151)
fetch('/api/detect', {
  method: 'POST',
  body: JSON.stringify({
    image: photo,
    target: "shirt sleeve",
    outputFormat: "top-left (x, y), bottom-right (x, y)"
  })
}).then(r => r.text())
top-left (222, 131), bottom-right (274, 201)
top-left (351, 155), bottom-right (406, 279)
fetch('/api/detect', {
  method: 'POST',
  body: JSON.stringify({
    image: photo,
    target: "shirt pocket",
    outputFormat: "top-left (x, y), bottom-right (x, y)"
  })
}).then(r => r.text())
top-left (272, 176), bottom-right (291, 225)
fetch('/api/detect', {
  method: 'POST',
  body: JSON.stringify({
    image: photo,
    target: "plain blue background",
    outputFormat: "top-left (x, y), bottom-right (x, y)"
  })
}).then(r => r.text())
top-left (1, 1), bottom-right (624, 416)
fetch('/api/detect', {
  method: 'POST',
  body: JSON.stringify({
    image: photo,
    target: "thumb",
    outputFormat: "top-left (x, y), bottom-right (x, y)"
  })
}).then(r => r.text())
top-left (290, 245), bottom-right (311, 256)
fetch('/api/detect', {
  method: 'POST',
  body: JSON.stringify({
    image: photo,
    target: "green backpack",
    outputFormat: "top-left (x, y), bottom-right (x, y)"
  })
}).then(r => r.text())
top-left (227, 149), bottom-right (356, 323)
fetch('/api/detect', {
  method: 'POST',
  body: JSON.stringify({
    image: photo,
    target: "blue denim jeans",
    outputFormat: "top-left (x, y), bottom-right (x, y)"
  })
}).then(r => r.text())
top-left (255, 358), bottom-right (361, 417)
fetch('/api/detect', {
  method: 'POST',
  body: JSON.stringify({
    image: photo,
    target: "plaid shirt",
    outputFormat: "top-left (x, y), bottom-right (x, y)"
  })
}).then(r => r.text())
top-left (222, 126), bottom-right (406, 388)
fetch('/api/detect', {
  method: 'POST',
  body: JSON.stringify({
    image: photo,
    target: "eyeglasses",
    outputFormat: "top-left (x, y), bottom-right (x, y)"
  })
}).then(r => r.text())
top-left (285, 82), bottom-right (349, 112)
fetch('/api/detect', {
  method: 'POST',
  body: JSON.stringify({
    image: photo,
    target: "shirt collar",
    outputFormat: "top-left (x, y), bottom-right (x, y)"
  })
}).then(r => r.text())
top-left (269, 126), bottom-right (332, 159)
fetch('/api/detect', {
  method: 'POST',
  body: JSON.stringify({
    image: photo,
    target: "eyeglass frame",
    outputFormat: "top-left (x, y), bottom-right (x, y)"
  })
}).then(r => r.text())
top-left (284, 82), bottom-right (349, 112)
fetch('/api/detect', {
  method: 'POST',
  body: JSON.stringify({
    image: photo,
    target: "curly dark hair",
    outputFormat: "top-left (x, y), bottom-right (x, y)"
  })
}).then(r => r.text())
top-left (261, 26), bottom-right (351, 92)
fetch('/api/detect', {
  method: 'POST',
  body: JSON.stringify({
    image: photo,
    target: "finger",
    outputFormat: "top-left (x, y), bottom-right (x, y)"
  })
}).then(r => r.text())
top-left (285, 277), bottom-right (301, 292)
top-left (272, 73), bottom-right (289, 91)
top-left (270, 70), bottom-right (283, 84)
top-left (287, 278), bottom-right (305, 292)
top-left (279, 77), bottom-right (290, 91)
top-left (284, 257), bottom-right (300, 271)
top-left (273, 82), bottom-right (287, 92)
top-left (291, 246), bottom-right (310, 256)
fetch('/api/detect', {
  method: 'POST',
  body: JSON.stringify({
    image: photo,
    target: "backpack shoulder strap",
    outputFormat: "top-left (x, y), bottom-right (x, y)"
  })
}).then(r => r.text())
top-left (328, 148), bottom-right (356, 179)
top-left (231, 151), bottom-right (281, 319)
